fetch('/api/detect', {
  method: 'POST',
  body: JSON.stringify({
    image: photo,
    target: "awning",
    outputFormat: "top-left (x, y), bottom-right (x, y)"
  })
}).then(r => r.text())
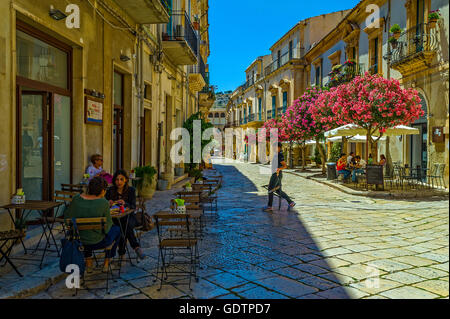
top-left (327, 135), bottom-right (387, 143)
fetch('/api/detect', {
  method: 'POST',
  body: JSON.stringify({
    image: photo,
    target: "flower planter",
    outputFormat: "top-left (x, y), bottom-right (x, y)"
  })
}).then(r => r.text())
top-left (192, 22), bottom-right (200, 30)
top-left (138, 174), bottom-right (157, 199)
top-left (174, 167), bottom-right (184, 176)
top-left (157, 179), bottom-right (169, 191)
top-left (393, 32), bottom-right (401, 40)
top-left (428, 19), bottom-right (438, 29)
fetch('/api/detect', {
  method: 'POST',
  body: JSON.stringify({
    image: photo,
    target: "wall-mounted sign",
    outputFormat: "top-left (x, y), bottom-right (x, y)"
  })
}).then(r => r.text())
top-left (432, 127), bottom-right (444, 143)
top-left (85, 96), bottom-right (103, 125)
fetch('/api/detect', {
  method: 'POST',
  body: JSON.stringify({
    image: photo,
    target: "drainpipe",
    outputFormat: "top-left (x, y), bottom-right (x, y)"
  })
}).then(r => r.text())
top-left (138, 28), bottom-right (145, 166)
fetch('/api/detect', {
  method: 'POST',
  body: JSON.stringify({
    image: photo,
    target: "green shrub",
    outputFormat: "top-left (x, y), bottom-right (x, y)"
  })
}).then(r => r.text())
top-left (328, 142), bottom-right (342, 163)
top-left (390, 24), bottom-right (402, 33)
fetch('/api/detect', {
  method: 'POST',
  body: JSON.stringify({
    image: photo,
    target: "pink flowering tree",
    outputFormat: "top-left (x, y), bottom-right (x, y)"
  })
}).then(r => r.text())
top-left (316, 73), bottom-right (424, 161)
top-left (287, 87), bottom-right (335, 173)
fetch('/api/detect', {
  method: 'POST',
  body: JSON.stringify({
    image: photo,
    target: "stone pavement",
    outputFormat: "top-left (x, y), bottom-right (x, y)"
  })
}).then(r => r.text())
top-left (24, 159), bottom-right (450, 298)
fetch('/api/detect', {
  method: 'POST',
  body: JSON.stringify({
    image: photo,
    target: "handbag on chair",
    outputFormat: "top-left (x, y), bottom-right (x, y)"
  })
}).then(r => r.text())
top-left (59, 218), bottom-right (85, 276)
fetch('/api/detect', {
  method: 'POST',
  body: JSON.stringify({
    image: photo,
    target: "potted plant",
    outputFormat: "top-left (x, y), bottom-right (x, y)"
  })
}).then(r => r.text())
top-left (174, 165), bottom-right (185, 177)
top-left (428, 10), bottom-right (441, 29)
top-left (192, 16), bottom-right (200, 30)
top-left (173, 199), bottom-right (186, 214)
top-left (388, 36), bottom-right (398, 49)
top-left (184, 182), bottom-right (192, 192)
top-left (14, 217), bottom-right (27, 237)
top-left (390, 24), bottom-right (402, 39)
top-left (134, 165), bottom-right (157, 198)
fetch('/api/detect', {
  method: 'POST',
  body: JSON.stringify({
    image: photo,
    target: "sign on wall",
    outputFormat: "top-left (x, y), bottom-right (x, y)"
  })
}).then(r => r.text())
top-left (85, 96), bottom-right (103, 125)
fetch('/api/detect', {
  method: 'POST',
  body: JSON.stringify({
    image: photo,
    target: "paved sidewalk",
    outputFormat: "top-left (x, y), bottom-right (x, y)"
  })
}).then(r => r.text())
top-left (16, 159), bottom-right (450, 298)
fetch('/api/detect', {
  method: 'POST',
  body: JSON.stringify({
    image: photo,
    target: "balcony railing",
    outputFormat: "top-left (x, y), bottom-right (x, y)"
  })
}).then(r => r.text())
top-left (277, 107), bottom-right (284, 116)
top-left (325, 62), bottom-right (365, 88)
top-left (189, 54), bottom-right (206, 78)
top-left (265, 48), bottom-right (303, 76)
top-left (267, 110), bottom-right (272, 120)
top-left (163, 11), bottom-right (198, 57)
top-left (391, 23), bottom-right (438, 65)
top-left (248, 113), bottom-right (255, 122)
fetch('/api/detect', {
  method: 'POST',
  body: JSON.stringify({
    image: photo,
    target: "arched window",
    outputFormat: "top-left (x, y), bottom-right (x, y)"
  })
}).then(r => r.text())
top-left (221, 113), bottom-right (225, 118)
top-left (214, 113), bottom-right (219, 118)
top-left (208, 113), bottom-right (213, 118)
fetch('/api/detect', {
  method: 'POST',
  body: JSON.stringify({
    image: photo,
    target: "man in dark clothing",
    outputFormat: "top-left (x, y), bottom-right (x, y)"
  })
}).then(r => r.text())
top-left (263, 142), bottom-right (296, 212)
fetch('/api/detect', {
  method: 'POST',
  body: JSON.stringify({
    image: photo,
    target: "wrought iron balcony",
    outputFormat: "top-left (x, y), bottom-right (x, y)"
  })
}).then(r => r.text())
top-left (248, 113), bottom-right (255, 122)
top-left (325, 62), bottom-right (365, 88)
top-left (265, 48), bottom-right (303, 76)
top-left (115, 0), bottom-right (170, 24)
top-left (162, 11), bottom-right (198, 65)
top-left (267, 110), bottom-right (272, 120)
top-left (188, 54), bottom-right (207, 91)
top-left (391, 23), bottom-right (438, 67)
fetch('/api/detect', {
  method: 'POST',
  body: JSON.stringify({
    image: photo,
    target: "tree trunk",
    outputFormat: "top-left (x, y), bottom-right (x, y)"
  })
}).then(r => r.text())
top-left (289, 142), bottom-right (293, 168)
top-left (301, 145), bottom-right (306, 170)
top-left (316, 139), bottom-right (326, 174)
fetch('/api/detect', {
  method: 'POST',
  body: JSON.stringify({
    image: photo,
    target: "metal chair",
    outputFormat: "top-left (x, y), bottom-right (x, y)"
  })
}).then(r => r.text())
top-left (428, 163), bottom-right (447, 189)
top-left (64, 218), bottom-right (119, 295)
top-left (153, 213), bottom-right (199, 291)
top-left (0, 230), bottom-right (26, 277)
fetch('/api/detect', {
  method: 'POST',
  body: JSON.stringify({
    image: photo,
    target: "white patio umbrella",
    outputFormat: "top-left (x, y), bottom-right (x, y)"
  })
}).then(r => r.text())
top-left (327, 135), bottom-right (386, 143)
top-left (324, 124), bottom-right (419, 138)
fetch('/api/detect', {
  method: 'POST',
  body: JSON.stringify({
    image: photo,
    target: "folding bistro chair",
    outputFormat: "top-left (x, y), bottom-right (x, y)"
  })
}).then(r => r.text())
top-left (193, 183), bottom-right (218, 215)
top-left (64, 218), bottom-right (119, 295)
top-left (171, 197), bottom-right (204, 238)
top-left (153, 212), bottom-right (199, 291)
top-left (0, 230), bottom-right (26, 277)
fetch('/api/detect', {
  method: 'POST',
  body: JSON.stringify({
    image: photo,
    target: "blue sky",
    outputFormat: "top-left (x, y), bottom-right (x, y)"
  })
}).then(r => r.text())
top-left (208, 0), bottom-right (361, 93)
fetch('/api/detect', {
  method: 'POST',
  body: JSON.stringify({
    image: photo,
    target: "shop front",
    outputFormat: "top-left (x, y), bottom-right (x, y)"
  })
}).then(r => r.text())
top-left (15, 21), bottom-right (72, 201)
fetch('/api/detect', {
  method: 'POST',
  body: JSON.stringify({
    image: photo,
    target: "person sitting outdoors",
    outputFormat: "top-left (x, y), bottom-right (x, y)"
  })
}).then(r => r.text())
top-left (105, 170), bottom-right (146, 261)
top-left (351, 155), bottom-right (366, 183)
top-left (337, 153), bottom-right (351, 181)
top-left (85, 154), bottom-right (113, 184)
top-left (64, 176), bottom-right (121, 273)
top-left (347, 152), bottom-right (355, 166)
top-left (379, 154), bottom-right (387, 166)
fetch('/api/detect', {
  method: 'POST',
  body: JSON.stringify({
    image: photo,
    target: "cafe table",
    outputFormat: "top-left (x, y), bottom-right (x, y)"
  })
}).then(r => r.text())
top-left (110, 207), bottom-right (136, 268)
top-left (0, 200), bottom-right (64, 268)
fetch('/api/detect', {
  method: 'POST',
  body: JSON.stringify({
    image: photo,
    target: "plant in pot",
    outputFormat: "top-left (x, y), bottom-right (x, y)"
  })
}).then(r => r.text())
top-left (134, 165), bottom-right (157, 198)
top-left (390, 24), bottom-right (402, 39)
top-left (184, 182), bottom-right (192, 192)
top-left (174, 165), bottom-right (185, 177)
top-left (388, 36), bottom-right (398, 49)
top-left (428, 10), bottom-right (441, 29)
top-left (14, 217), bottom-right (27, 237)
top-left (173, 199), bottom-right (186, 214)
top-left (192, 16), bottom-right (200, 30)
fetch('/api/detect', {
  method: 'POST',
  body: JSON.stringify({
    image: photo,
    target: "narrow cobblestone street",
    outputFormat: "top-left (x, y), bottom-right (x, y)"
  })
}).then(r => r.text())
top-left (28, 158), bottom-right (449, 299)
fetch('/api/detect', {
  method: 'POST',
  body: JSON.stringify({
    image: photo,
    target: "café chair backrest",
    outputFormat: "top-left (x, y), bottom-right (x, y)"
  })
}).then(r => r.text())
top-left (64, 217), bottom-right (107, 238)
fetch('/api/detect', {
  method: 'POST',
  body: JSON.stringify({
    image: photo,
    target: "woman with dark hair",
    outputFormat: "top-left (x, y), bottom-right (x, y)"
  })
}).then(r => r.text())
top-left (64, 176), bottom-right (121, 272)
top-left (105, 170), bottom-right (146, 261)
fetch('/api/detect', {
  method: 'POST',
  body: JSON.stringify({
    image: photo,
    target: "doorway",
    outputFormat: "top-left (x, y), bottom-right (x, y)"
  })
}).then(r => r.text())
top-left (16, 22), bottom-right (72, 201)
top-left (409, 93), bottom-right (428, 172)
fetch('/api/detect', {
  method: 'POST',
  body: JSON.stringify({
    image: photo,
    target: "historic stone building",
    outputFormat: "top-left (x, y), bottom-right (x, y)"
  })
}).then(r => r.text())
top-left (0, 0), bottom-right (214, 230)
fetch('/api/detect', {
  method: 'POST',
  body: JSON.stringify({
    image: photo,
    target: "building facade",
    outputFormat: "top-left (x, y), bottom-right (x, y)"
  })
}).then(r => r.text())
top-left (0, 0), bottom-right (214, 230)
top-left (304, 0), bottom-right (449, 185)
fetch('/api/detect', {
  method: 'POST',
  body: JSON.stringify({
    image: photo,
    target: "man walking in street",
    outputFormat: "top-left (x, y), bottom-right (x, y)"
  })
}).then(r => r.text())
top-left (264, 142), bottom-right (296, 212)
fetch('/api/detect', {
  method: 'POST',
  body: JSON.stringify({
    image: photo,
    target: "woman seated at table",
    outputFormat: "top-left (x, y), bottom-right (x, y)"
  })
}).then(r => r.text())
top-left (86, 154), bottom-right (113, 184)
top-left (64, 176), bottom-right (121, 272)
top-left (337, 153), bottom-right (351, 181)
top-left (379, 154), bottom-right (387, 166)
top-left (351, 156), bottom-right (366, 183)
top-left (105, 169), bottom-right (146, 261)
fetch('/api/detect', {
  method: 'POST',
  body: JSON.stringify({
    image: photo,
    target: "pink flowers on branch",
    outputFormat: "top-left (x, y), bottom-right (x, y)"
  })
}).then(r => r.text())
top-left (316, 73), bottom-right (423, 135)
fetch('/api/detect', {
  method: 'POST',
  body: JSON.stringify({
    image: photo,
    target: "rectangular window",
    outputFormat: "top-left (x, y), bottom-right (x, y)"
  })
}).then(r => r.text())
top-left (16, 30), bottom-right (68, 89)
top-left (114, 72), bottom-right (123, 106)
top-left (258, 98), bottom-right (262, 121)
top-left (315, 65), bottom-right (321, 86)
top-left (144, 83), bottom-right (152, 100)
top-left (272, 95), bottom-right (276, 117)
top-left (277, 50), bottom-right (281, 69)
top-left (289, 41), bottom-right (293, 60)
top-left (282, 92), bottom-right (288, 113)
